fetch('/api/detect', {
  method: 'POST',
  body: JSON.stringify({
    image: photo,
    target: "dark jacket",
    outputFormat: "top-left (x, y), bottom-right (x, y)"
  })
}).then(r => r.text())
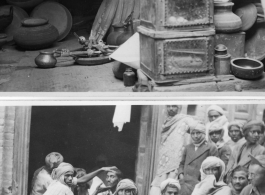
top-left (178, 140), bottom-right (219, 195)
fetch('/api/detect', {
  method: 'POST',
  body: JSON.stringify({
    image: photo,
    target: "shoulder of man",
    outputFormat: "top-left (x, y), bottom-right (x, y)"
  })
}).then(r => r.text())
top-left (240, 184), bottom-right (253, 195)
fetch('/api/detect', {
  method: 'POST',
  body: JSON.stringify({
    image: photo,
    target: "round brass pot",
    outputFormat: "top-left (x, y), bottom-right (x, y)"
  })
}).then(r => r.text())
top-left (35, 51), bottom-right (57, 68)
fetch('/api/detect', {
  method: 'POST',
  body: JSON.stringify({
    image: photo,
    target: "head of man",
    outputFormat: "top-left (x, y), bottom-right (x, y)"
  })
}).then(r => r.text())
top-left (200, 156), bottom-right (225, 182)
top-left (231, 166), bottom-right (248, 193)
top-left (190, 123), bottom-right (206, 144)
top-left (209, 130), bottom-right (222, 143)
top-left (228, 122), bottom-right (244, 143)
top-left (52, 162), bottom-right (75, 187)
top-left (166, 105), bottom-right (181, 117)
top-left (64, 171), bottom-right (74, 186)
top-left (106, 168), bottom-right (123, 188)
top-left (114, 179), bottom-right (137, 195)
top-left (207, 105), bottom-right (224, 122)
top-left (45, 152), bottom-right (64, 172)
top-left (243, 121), bottom-right (264, 145)
top-left (160, 179), bottom-right (180, 195)
top-left (248, 155), bottom-right (265, 188)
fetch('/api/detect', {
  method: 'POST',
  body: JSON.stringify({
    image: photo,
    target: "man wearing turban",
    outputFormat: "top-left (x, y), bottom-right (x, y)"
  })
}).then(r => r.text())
top-left (160, 178), bottom-right (181, 195)
top-left (113, 179), bottom-right (138, 195)
top-left (206, 105), bottom-right (230, 143)
top-left (150, 105), bottom-right (197, 195)
top-left (226, 121), bottom-right (246, 151)
top-left (208, 123), bottom-right (231, 166)
top-left (178, 122), bottom-right (219, 195)
top-left (191, 156), bottom-right (232, 195)
top-left (226, 120), bottom-right (265, 182)
top-left (31, 152), bottom-right (64, 195)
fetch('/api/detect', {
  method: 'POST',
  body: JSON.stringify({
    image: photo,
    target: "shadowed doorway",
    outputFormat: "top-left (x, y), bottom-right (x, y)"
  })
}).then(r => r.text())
top-left (28, 105), bottom-right (141, 193)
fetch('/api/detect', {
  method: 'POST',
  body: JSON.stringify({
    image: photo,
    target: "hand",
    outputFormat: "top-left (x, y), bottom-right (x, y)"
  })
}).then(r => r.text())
top-left (101, 166), bottom-right (117, 172)
top-left (96, 183), bottom-right (112, 193)
top-left (179, 174), bottom-right (184, 180)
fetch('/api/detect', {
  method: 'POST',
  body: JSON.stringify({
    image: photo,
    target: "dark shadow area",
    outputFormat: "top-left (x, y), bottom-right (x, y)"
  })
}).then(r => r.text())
top-left (28, 105), bottom-right (141, 192)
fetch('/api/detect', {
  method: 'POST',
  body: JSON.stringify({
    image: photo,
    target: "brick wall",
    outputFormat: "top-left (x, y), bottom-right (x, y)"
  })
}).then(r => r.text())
top-left (0, 107), bottom-right (15, 195)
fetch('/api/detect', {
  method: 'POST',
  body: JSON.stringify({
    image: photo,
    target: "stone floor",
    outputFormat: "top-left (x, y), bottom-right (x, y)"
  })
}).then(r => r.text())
top-left (0, 31), bottom-right (132, 92)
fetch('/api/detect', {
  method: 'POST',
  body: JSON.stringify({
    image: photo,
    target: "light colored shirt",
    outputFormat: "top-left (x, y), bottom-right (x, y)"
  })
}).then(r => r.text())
top-left (31, 168), bottom-right (53, 195)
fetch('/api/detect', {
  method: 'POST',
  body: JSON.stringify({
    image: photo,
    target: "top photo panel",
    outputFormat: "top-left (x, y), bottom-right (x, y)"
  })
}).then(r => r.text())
top-left (1, 0), bottom-right (265, 92)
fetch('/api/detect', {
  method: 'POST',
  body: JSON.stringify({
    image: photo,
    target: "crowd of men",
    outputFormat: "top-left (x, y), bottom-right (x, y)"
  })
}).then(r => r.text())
top-left (150, 105), bottom-right (265, 195)
top-left (30, 104), bottom-right (265, 195)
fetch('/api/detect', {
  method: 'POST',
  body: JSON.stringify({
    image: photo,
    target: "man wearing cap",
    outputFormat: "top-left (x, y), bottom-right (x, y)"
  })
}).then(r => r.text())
top-left (31, 152), bottom-right (64, 195)
top-left (226, 121), bottom-right (246, 151)
top-left (240, 155), bottom-right (265, 195)
top-left (160, 178), bottom-right (181, 195)
top-left (113, 179), bottom-right (138, 195)
top-left (226, 120), bottom-right (265, 182)
top-left (229, 166), bottom-right (249, 195)
top-left (150, 105), bottom-right (197, 195)
top-left (206, 105), bottom-right (230, 142)
top-left (178, 122), bottom-right (218, 195)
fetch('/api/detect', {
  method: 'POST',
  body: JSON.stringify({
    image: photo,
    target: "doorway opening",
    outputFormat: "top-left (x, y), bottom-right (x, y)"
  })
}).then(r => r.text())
top-left (28, 105), bottom-right (141, 193)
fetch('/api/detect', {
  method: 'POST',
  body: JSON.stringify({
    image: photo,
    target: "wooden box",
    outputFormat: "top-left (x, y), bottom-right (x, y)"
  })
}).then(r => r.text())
top-left (215, 32), bottom-right (245, 59)
top-left (140, 0), bottom-right (214, 31)
top-left (138, 26), bottom-right (215, 83)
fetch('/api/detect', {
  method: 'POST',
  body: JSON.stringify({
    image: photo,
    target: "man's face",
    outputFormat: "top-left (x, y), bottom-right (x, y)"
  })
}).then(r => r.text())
top-left (249, 164), bottom-right (265, 187)
top-left (229, 126), bottom-right (242, 142)
top-left (204, 166), bottom-right (221, 181)
top-left (163, 187), bottom-right (179, 195)
top-left (245, 125), bottom-right (262, 144)
top-left (209, 130), bottom-right (222, 143)
top-left (106, 172), bottom-right (119, 187)
top-left (167, 105), bottom-right (179, 117)
top-left (191, 130), bottom-right (203, 143)
top-left (64, 171), bottom-right (74, 186)
top-left (118, 189), bottom-right (134, 195)
top-left (232, 171), bottom-right (248, 192)
top-left (208, 110), bottom-right (221, 122)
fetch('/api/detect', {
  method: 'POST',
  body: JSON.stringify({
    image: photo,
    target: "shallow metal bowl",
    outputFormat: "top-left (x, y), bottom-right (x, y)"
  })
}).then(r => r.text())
top-left (231, 58), bottom-right (264, 80)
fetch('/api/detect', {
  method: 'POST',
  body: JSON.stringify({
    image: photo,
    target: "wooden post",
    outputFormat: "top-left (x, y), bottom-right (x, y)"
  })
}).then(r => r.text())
top-left (12, 107), bottom-right (31, 195)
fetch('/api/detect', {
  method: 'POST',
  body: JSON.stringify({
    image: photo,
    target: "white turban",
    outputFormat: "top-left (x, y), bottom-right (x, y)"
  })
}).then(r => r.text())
top-left (207, 105), bottom-right (225, 116)
top-left (160, 178), bottom-right (181, 192)
top-left (114, 179), bottom-right (138, 195)
top-left (51, 162), bottom-right (75, 180)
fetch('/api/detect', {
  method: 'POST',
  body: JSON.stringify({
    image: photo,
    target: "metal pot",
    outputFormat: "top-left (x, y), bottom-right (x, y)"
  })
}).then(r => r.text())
top-left (231, 58), bottom-right (264, 80)
top-left (35, 51), bottom-right (57, 68)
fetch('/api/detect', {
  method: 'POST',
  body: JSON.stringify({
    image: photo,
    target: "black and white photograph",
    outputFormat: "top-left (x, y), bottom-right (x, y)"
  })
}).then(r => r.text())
top-left (2, 103), bottom-right (265, 195)
top-left (1, 0), bottom-right (265, 92)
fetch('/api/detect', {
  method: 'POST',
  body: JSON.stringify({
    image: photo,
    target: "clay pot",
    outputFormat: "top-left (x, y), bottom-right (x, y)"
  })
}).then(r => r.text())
top-left (116, 21), bottom-right (134, 45)
top-left (0, 6), bottom-right (13, 32)
top-left (112, 61), bottom-right (130, 80)
top-left (106, 23), bottom-right (125, 46)
top-left (0, 34), bottom-right (8, 49)
top-left (214, 2), bottom-right (242, 33)
top-left (234, 3), bottom-right (257, 31)
top-left (6, 0), bottom-right (43, 11)
top-left (14, 18), bottom-right (59, 50)
top-left (123, 68), bottom-right (136, 86)
top-left (35, 51), bottom-right (57, 68)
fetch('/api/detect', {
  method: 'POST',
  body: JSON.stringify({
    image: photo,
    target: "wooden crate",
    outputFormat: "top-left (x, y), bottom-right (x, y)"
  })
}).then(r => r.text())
top-left (138, 26), bottom-right (215, 83)
top-left (140, 0), bottom-right (214, 31)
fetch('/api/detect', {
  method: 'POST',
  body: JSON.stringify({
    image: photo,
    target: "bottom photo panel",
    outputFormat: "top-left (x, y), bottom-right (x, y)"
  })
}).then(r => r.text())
top-left (2, 103), bottom-right (265, 195)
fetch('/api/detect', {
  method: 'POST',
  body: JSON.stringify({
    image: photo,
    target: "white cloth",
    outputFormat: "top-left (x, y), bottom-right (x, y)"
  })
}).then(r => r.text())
top-left (112, 105), bottom-right (131, 132)
top-left (31, 168), bottom-right (53, 195)
top-left (160, 178), bottom-right (181, 192)
top-left (89, 176), bottom-right (105, 195)
top-left (109, 33), bottom-right (140, 69)
top-left (43, 180), bottom-right (73, 195)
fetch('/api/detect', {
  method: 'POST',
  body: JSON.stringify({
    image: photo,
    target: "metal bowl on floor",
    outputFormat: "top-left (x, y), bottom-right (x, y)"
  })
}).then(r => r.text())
top-left (231, 58), bottom-right (264, 80)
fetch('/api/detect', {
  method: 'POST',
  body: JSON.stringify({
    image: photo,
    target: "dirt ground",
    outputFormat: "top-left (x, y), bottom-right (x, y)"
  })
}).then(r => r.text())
top-left (0, 31), bottom-right (132, 92)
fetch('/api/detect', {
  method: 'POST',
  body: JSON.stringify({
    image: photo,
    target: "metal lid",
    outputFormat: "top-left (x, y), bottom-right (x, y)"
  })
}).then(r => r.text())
top-left (215, 44), bottom-right (228, 55)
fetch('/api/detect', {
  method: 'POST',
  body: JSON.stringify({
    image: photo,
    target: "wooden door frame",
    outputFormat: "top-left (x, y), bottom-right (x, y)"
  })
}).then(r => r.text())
top-left (13, 106), bottom-right (32, 195)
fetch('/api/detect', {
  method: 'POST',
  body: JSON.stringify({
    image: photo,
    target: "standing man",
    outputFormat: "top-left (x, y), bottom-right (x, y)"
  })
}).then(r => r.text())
top-left (226, 121), bottom-right (246, 151)
top-left (160, 179), bottom-right (181, 195)
top-left (226, 121), bottom-right (265, 182)
top-left (229, 166), bottom-right (249, 195)
top-left (150, 105), bottom-right (197, 195)
top-left (240, 155), bottom-right (265, 195)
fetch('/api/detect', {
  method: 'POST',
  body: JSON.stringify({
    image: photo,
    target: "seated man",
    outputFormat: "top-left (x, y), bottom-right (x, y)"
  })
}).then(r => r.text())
top-left (31, 152), bottom-right (64, 195)
top-left (192, 156), bottom-right (232, 195)
top-left (226, 121), bottom-right (265, 181)
top-left (240, 155), bottom-right (265, 195)
top-left (160, 178), bottom-right (181, 195)
top-left (229, 166), bottom-right (248, 195)
top-left (93, 168), bottom-right (123, 195)
top-left (113, 179), bottom-right (138, 195)
top-left (226, 121), bottom-right (246, 151)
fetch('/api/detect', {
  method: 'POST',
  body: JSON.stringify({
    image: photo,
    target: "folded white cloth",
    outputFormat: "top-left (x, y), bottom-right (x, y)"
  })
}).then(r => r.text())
top-left (112, 105), bottom-right (131, 132)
